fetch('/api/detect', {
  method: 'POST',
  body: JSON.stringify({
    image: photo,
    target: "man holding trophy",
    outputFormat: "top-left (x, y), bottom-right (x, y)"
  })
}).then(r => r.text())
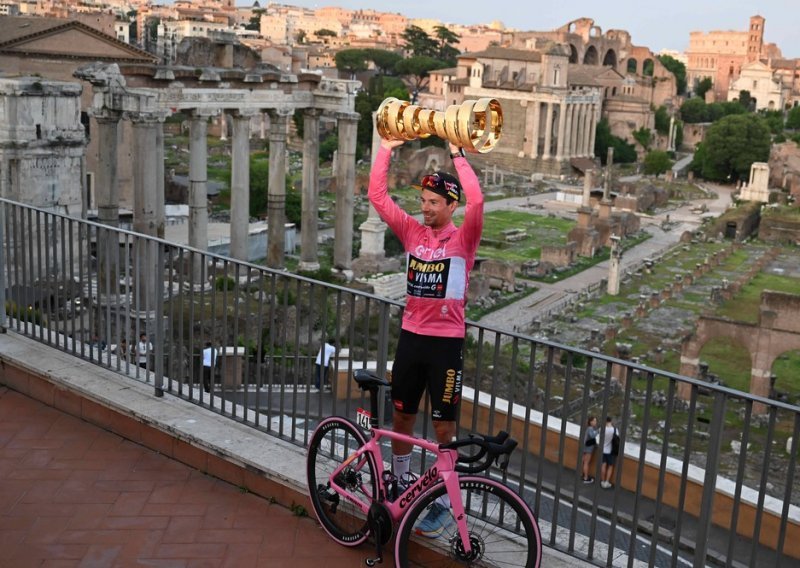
top-left (368, 95), bottom-right (501, 537)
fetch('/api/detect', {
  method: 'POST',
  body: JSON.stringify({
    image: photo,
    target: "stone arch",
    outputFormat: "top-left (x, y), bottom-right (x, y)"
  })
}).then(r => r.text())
top-left (583, 45), bottom-right (599, 65)
top-left (602, 49), bottom-right (617, 68)
top-left (680, 291), bottom-right (800, 411)
top-left (568, 44), bottom-right (578, 64)
top-left (770, 349), bottom-right (800, 403)
top-left (642, 58), bottom-right (654, 77)
top-left (626, 58), bottom-right (638, 74)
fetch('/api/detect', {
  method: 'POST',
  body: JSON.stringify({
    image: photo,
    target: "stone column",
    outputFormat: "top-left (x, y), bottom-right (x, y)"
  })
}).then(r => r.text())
top-left (588, 103), bottom-right (600, 158)
top-left (188, 110), bottom-right (212, 286)
top-left (131, 113), bottom-right (161, 315)
top-left (333, 112), bottom-right (359, 276)
top-left (230, 111), bottom-right (253, 262)
top-left (267, 109), bottom-right (290, 268)
top-left (607, 235), bottom-right (622, 295)
top-left (531, 101), bottom-right (541, 158)
top-left (356, 112), bottom-right (388, 268)
top-left (668, 116), bottom-right (676, 151)
top-left (563, 102), bottom-right (575, 158)
top-left (542, 102), bottom-right (554, 159)
top-left (94, 113), bottom-right (121, 227)
top-left (577, 104), bottom-right (587, 157)
top-left (155, 121), bottom-right (165, 238)
top-left (555, 101), bottom-right (568, 160)
top-left (582, 169), bottom-right (593, 208)
top-left (583, 104), bottom-right (593, 157)
top-left (299, 108), bottom-right (322, 272)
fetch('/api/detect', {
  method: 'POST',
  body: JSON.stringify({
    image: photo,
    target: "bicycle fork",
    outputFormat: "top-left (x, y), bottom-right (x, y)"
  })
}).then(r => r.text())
top-left (443, 470), bottom-right (474, 557)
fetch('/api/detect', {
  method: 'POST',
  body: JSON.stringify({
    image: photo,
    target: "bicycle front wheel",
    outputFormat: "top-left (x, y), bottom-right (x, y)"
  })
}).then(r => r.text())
top-left (306, 417), bottom-right (377, 547)
top-left (395, 475), bottom-right (542, 568)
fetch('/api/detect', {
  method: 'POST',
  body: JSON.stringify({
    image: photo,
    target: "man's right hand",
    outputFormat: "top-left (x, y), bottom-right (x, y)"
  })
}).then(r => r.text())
top-left (381, 139), bottom-right (405, 150)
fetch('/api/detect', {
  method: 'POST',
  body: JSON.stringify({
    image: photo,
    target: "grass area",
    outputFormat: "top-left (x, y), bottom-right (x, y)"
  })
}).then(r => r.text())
top-left (698, 336), bottom-right (752, 390)
top-left (477, 211), bottom-right (574, 263)
top-left (717, 272), bottom-right (800, 323)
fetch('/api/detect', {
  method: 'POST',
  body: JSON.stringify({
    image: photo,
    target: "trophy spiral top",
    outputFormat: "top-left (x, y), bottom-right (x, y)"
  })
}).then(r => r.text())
top-left (376, 96), bottom-right (502, 153)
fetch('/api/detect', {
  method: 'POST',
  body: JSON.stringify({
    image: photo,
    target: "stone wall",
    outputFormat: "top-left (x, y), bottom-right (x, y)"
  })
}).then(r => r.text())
top-left (758, 213), bottom-right (800, 243)
top-left (541, 242), bottom-right (577, 267)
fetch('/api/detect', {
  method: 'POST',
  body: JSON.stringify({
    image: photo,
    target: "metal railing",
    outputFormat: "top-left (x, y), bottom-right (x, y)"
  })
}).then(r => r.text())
top-left (1, 198), bottom-right (798, 567)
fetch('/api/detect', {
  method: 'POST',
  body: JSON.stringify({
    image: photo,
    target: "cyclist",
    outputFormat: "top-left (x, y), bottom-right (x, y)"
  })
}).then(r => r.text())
top-left (368, 137), bottom-right (484, 538)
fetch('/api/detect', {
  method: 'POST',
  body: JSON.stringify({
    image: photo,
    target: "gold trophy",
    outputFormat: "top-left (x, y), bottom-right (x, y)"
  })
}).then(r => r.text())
top-left (376, 97), bottom-right (503, 153)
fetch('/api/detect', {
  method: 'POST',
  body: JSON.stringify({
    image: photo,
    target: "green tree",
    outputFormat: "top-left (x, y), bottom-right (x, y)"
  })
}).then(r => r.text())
top-left (395, 55), bottom-right (449, 92)
top-left (657, 54), bottom-right (687, 95)
top-left (295, 29), bottom-right (307, 44)
top-left (644, 150), bottom-right (672, 175)
top-left (786, 106), bottom-right (800, 130)
top-left (632, 127), bottom-right (652, 150)
top-left (654, 105), bottom-right (671, 135)
top-left (432, 25), bottom-right (460, 64)
top-left (315, 28), bottom-right (337, 38)
top-left (760, 109), bottom-right (784, 134)
top-left (594, 119), bottom-right (637, 165)
top-left (697, 114), bottom-right (771, 182)
top-left (246, 9), bottom-right (264, 31)
top-left (334, 49), bottom-right (368, 78)
top-left (401, 25), bottom-right (438, 57)
top-left (695, 76), bottom-right (713, 99)
top-left (738, 90), bottom-right (754, 111)
top-left (680, 97), bottom-right (707, 123)
top-left (319, 134), bottom-right (338, 161)
top-left (365, 48), bottom-right (402, 75)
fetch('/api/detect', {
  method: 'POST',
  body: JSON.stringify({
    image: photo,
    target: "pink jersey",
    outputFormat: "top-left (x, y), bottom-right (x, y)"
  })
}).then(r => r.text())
top-left (368, 146), bottom-right (484, 338)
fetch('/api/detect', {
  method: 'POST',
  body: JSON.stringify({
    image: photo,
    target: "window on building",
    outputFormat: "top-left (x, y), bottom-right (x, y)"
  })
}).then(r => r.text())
top-left (753, 80), bottom-right (758, 89)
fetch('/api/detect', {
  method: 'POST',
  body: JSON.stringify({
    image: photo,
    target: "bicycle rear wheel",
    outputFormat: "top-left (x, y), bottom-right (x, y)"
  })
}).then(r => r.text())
top-left (395, 475), bottom-right (541, 568)
top-left (306, 417), bottom-right (377, 546)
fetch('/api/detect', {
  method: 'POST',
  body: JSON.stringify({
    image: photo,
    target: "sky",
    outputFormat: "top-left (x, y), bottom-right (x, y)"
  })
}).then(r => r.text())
top-left (247, 0), bottom-right (800, 58)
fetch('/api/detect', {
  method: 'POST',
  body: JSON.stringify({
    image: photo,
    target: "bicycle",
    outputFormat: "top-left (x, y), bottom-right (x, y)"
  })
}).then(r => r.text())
top-left (306, 369), bottom-right (542, 567)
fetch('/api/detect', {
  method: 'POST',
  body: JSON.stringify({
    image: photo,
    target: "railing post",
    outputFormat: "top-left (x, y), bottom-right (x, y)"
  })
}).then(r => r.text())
top-left (153, 239), bottom-right (165, 397)
top-left (375, 301), bottom-right (391, 428)
top-left (0, 200), bottom-right (6, 333)
top-left (694, 390), bottom-right (727, 568)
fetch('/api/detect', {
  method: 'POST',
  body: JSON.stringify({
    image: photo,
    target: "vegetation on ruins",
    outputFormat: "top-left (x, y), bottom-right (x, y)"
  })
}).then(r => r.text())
top-left (689, 114), bottom-right (771, 182)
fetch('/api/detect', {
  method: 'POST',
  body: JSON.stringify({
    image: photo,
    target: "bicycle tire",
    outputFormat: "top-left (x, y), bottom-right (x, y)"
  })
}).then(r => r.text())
top-left (395, 475), bottom-right (542, 568)
top-left (306, 417), bottom-right (378, 547)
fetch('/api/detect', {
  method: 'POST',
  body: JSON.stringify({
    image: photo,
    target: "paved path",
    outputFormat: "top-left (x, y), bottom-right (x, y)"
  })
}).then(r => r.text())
top-left (472, 182), bottom-right (735, 334)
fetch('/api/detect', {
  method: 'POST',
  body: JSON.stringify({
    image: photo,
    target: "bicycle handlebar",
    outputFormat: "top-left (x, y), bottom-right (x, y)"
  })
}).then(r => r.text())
top-left (441, 431), bottom-right (518, 474)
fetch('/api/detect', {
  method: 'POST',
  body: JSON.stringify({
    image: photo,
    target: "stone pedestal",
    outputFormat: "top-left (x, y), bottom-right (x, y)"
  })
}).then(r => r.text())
top-left (220, 346), bottom-right (245, 389)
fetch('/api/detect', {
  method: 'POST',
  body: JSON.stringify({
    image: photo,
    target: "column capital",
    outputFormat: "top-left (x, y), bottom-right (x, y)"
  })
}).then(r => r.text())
top-left (91, 109), bottom-right (123, 123)
top-left (126, 110), bottom-right (168, 124)
top-left (334, 111), bottom-right (361, 123)
top-left (188, 108), bottom-right (219, 119)
top-left (303, 107), bottom-right (324, 118)
top-left (268, 107), bottom-right (294, 119)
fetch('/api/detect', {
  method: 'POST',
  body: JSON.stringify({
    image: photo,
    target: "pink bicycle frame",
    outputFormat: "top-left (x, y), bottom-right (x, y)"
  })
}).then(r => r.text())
top-left (328, 425), bottom-right (474, 554)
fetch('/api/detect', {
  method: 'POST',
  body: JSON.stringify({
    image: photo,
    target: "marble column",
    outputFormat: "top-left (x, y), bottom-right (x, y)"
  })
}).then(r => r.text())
top-left (333, 112), bottom-right (359, 275)
top-left (131, 114), bottom-right (161, 315)
top-left (583, 104), bottom-right (594, 157)
top-left (94, 113), bottom-right (121, 227)
top-left (563, 102), bottom-right (574, 159)
top-left (267, 109), bottom-right (290, 268)
top-left (299, 108), bottom-right (322, 272)
top-left (230, 112), bottom-right (253, 262)
top-left (576, 104), bottom-right (586, 157)
top-left (155, 121), bottom-right (165, 239)
top-left (530, 101), bottom-right (541, 159)
top-left (542, 102), bottom-right (554, 159)
top-left (588, 103), bottom-right (599, 157)
top-left (188, 110), bottom-right (212, 286)
top-left (357, 112), bottom-right (388, 264)
top-left (555, 101), bottom-right (568, 160)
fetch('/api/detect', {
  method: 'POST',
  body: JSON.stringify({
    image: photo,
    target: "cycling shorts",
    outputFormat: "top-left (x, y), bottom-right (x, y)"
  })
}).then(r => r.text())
top-left (390, 329), bottom-right (463, 421)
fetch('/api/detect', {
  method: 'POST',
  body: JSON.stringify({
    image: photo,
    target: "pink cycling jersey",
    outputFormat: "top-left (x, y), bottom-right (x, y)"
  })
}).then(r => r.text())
top-left (368, 145), bottom-right (484, 338)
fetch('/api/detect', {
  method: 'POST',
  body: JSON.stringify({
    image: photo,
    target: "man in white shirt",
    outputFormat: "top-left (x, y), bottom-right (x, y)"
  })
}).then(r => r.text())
top-left (202, 341), bottom-right (217, 393)
top-left (137, 333), bottom-right (152, 370)
top-left (601, 416), bottom-right (618, 489)
top-left (314, 342), bottom-right (336, 391)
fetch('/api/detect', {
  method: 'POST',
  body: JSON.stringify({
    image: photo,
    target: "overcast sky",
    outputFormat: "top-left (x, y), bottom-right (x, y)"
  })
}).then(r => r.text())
top-left (248, 0), bottom-right (799, 58)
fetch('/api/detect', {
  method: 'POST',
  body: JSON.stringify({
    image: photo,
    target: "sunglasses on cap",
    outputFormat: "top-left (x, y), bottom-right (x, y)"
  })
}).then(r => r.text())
top-left (419, 174), bottom-right (461, 202)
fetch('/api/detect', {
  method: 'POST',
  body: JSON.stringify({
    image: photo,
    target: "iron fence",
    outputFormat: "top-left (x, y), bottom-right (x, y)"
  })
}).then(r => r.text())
top-left (1, 198), bottom-right (798, 568)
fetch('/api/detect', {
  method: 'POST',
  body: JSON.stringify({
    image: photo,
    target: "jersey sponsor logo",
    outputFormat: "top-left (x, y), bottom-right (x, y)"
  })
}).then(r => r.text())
top-left (407, 255), bottom-right (450, 298)
top-left (414, 244), bottom-right (448, 259)
top-left (442, 368), bottom-right (456, 404)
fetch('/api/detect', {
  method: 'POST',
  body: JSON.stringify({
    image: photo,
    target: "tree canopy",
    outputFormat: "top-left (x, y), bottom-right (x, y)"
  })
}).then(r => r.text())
top-left (644, 150), bottom-right (672, 176)
top-left (657, 54), bottom-right (687, 95)
top-left (334, 49), bottom-right (368, 77)
top-left (787, 106), bottom-right (800, 130)
top-left (401, 25), bottom-right (460, 65)
top-left (690, 114), bottom-right (771, 182)
top-left (694, 77), bottom-right (713, 99)
top-left (594, 119), bottom-right (637, 165)
top-left (395, 55), bottom-right (449, 92)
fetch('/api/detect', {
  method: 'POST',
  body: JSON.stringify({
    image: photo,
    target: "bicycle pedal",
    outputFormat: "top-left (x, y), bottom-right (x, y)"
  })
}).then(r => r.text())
top-left (365, 557), bottom-right (383, 566)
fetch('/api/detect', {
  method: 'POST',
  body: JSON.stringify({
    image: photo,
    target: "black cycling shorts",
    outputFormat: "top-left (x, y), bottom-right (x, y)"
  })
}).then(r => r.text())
top-left (390, 329), bottom-right (463, 421)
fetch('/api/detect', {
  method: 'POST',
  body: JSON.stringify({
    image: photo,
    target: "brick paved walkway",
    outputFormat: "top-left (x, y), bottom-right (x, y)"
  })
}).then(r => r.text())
top-left (0, 386), bottom-right (388, 568)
